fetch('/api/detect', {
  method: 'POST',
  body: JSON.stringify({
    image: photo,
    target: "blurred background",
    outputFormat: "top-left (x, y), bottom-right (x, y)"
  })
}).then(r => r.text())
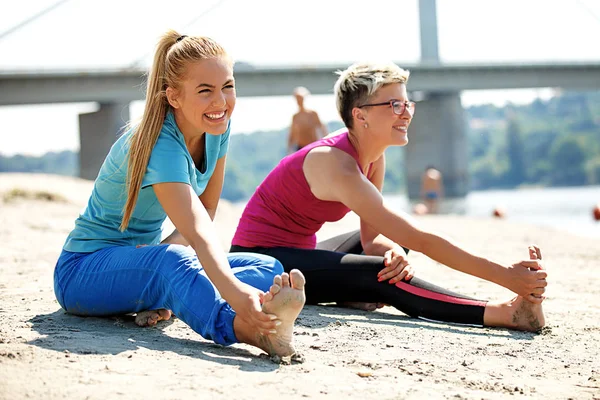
top-left (1, 0), bottom-right (599, 238)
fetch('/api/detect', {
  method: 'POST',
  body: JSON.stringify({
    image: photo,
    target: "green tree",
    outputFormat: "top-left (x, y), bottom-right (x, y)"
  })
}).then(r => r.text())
top-left (586, 157), bottom-right (600, 185)
top-left (505, 118), bottom-right (526, 186)
top-left (548, 136), bottom-right (587, 186)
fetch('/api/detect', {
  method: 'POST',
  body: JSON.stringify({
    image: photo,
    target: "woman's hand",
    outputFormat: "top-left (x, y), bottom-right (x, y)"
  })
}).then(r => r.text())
top-left (504, 255), bottom-right (547, 303)
top-left (222, 282), bottom-right (279, 335)
top-left (377, 247), bottom-right (414, 284)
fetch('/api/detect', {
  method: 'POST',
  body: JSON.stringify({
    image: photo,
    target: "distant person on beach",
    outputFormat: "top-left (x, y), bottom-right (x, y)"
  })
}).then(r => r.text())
top-left (420, 165), bottom-right (444, 214)
top-left (287, 86), bottom-right (328, 154)
top-left (231, 61), bottom-right (547, 332)
top-left (52, 30), bottom-right (306, 360)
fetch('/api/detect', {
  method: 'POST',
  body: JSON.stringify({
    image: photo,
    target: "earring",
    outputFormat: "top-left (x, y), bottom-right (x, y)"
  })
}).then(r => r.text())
top-left (364, 123), bottom-right (368, 129)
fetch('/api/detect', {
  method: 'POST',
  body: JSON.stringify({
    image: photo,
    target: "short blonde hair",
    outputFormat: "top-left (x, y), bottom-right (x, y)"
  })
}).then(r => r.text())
top-left (334, 62), bottom-right (410, 128)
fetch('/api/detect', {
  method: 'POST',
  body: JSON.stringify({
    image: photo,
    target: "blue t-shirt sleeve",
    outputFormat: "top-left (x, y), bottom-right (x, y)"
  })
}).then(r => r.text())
top-left (142, 134), bottom-right (190, 188)
top-left (218, 122), bottom-right (231, 159)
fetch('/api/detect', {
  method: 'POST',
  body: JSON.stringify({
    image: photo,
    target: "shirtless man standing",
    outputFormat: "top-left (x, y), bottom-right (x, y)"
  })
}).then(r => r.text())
top-left (287, 87), bottom-right (328, 154)
top-left (421, 165), bottom-right (444, 214)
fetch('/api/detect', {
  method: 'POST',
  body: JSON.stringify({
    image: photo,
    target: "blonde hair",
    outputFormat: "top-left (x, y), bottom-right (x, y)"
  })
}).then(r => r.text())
top-left (333, 61), bottom-right (410, 129)
top-left (120, 30), bottom-right (229, 231)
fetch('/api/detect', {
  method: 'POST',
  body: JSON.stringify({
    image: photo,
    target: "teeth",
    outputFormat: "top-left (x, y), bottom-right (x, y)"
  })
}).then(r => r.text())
top-left (206, 111), bottom-right (225, 119)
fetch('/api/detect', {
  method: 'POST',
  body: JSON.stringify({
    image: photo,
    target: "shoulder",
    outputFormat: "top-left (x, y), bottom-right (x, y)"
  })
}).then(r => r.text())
top-left (154, 120), bottom-right (185, 151)
top-left (148, 125), bottom-right (188, 169)
top-left (305, 145), bottom-right (360, 176)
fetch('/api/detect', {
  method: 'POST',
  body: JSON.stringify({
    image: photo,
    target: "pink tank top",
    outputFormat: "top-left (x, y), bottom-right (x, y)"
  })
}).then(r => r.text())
top-left (232, 131), bottom-right (369, 249)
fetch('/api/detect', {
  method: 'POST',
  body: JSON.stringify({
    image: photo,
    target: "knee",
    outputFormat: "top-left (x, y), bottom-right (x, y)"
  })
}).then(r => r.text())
top-left (162, 244), bottom-right (198, 270)
top-left (227, 252), bottom-right (284, 276)
top-left (268, 256), bottom-right (284, 276)
top-left (254, 253), bottom-right (284, 276)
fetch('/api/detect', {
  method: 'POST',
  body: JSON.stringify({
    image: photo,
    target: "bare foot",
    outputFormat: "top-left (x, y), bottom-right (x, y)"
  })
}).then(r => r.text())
top-left (258, 270), bottom-right (306, 357)
top-left (135, 309), bottom-right (172, 327)
top-left (484, 296), bottom-right (545, 332)
top-left (338, 302), bottom-right (386, 312)
top-left (509, 296), bottom-right (545, 332)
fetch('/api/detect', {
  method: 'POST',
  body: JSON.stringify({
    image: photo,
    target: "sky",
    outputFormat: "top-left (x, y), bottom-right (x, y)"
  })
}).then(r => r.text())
top-left (1, 0), bottom-right (599, 156)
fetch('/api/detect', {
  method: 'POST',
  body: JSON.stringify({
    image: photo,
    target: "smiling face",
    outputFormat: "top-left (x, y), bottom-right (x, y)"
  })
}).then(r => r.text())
top-left (355, 83), bottom-right (413, 146)
top-left (166, 56), bottom-right (236, 137)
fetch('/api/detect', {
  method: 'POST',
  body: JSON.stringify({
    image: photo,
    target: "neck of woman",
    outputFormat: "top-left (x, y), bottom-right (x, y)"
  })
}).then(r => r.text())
top-left (347, 128), bottom-right (387, 170)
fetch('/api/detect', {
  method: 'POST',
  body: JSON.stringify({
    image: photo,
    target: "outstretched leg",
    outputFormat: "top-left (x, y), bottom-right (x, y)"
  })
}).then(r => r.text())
top-left (54, 245), bottom-right (307, 353)
top-left (230, 243), bottom-right (545, 332)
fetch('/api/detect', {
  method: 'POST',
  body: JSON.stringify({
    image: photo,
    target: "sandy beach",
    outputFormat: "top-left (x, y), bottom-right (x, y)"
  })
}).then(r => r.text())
top-left (0, 173), bottom-right (599, 400)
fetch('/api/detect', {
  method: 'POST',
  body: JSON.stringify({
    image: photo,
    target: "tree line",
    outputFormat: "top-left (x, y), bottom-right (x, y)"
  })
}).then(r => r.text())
top-left (1, 90), bottom-right (598, 202)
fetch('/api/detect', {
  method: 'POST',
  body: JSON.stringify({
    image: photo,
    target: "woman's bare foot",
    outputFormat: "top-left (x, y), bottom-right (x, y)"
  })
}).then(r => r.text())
top-left (484, 244), bottom-right (546, 332)
top-left (484, 296), bottom-right (545, 332)
top-left (258, 270), bottom-right (306, 357)
top-left (135, 309), bottom-right (172, 327)
top-left (338, 302), bottom-right (386, 312)
top-left (509, 296), bottom-right (545, 332)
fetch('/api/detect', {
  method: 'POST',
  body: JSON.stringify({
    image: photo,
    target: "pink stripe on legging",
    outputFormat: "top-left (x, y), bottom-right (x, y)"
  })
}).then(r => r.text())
top-left (395, 281), bottom-right (487, 307)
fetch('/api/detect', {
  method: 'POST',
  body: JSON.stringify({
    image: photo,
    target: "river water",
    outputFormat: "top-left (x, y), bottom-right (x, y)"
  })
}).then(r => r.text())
top-left (384, 185), bottom-right (600, 240)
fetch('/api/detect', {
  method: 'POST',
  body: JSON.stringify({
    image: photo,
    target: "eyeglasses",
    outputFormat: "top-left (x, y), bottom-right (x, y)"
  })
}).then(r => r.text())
top-left (357, 100), bottom-right (415, 116)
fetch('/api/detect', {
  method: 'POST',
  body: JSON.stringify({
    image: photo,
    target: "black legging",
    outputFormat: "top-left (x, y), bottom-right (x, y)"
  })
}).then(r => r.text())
top-left (231, 230), bottom-right (487, 326)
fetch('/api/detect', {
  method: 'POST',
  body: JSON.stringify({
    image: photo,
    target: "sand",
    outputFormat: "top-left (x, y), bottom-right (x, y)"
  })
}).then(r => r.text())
top-left (0, 173), bottom-right (599, 400)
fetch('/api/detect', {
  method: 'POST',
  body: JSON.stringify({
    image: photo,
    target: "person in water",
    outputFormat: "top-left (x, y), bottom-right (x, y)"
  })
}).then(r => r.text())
top-left (230, 61), bottom-right (547, 332)
top-left (420, 165), bottom-right (444, 214)
top-left (53, 30), bottom-right (306, 358)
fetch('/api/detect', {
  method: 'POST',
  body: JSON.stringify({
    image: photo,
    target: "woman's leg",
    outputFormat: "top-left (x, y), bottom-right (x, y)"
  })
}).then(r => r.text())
top-left (53, 245), bottom-right (305, 351)
top-left (317, 230), bottom-right (385, 310)
top-left (230, 244), bottom-right (543, 331)
top-left (316, 230), bottom-right (364, 254)
top-left (316, 230), bottom-right (410, 256)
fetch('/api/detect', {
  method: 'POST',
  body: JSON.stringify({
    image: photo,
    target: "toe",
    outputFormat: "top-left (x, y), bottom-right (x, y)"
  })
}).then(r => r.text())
top-left (158, 309), bottom-right (172, 320)
top-left (269, 283), bottom-right (281, 296)
top-left (289, 269), bottom-right (306, 290)
top-left (262, 291), bottom-right (274, 303)
top-left (272, 274), bottom-right (282, 288)
top-left (281, 272), bottom-right (290, 288)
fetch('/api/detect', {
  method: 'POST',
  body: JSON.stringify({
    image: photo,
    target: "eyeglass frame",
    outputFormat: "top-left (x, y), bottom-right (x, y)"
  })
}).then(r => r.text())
top-left (357, 100), bottom-right (416, 115)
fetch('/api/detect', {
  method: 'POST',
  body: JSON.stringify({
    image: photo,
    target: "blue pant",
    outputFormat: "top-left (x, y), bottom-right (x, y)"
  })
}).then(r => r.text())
top-left (53, 244), bottom-right (284, 346)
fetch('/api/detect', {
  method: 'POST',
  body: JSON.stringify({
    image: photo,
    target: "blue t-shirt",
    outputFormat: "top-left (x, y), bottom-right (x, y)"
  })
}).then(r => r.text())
top-left (63, 111), bottom-right (231, 253)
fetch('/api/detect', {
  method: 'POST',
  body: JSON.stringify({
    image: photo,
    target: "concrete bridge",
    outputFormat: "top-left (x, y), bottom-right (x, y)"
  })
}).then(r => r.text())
top-left (2, 0), bottom-right (600, 198)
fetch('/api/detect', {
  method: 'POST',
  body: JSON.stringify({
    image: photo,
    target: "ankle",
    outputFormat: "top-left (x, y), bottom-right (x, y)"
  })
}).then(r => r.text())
top-left (483, 300), bottom-right (518, 328)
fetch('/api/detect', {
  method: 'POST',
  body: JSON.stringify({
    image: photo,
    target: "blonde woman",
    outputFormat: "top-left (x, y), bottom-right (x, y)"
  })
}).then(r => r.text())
top-left (231, 62), bottom-right (547, 332)
top-left (53, 31), bottom-right (305, 358)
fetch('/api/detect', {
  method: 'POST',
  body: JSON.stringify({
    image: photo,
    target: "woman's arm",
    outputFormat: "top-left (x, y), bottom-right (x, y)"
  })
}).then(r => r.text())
top-left (358, 155), bottom-right (413, 283)
top-left (160, 156), bottom-right (227, 246)
top-left (200, 155), bottom-right (227, 220)
top-left (358, 154), bottom-right (403, 256)
top-left (153, 179), bottom-right (277, 333)
top-left (303, 148), bottom-right (546, 301)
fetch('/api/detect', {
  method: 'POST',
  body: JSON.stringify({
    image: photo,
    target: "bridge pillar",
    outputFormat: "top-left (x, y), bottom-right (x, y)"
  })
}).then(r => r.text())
top-left (418, 0), bottom-right (440, 64)
top-left (405, 92), bottom-right (469, 199)
top-left (78, 102), bottom-right (130, 180)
